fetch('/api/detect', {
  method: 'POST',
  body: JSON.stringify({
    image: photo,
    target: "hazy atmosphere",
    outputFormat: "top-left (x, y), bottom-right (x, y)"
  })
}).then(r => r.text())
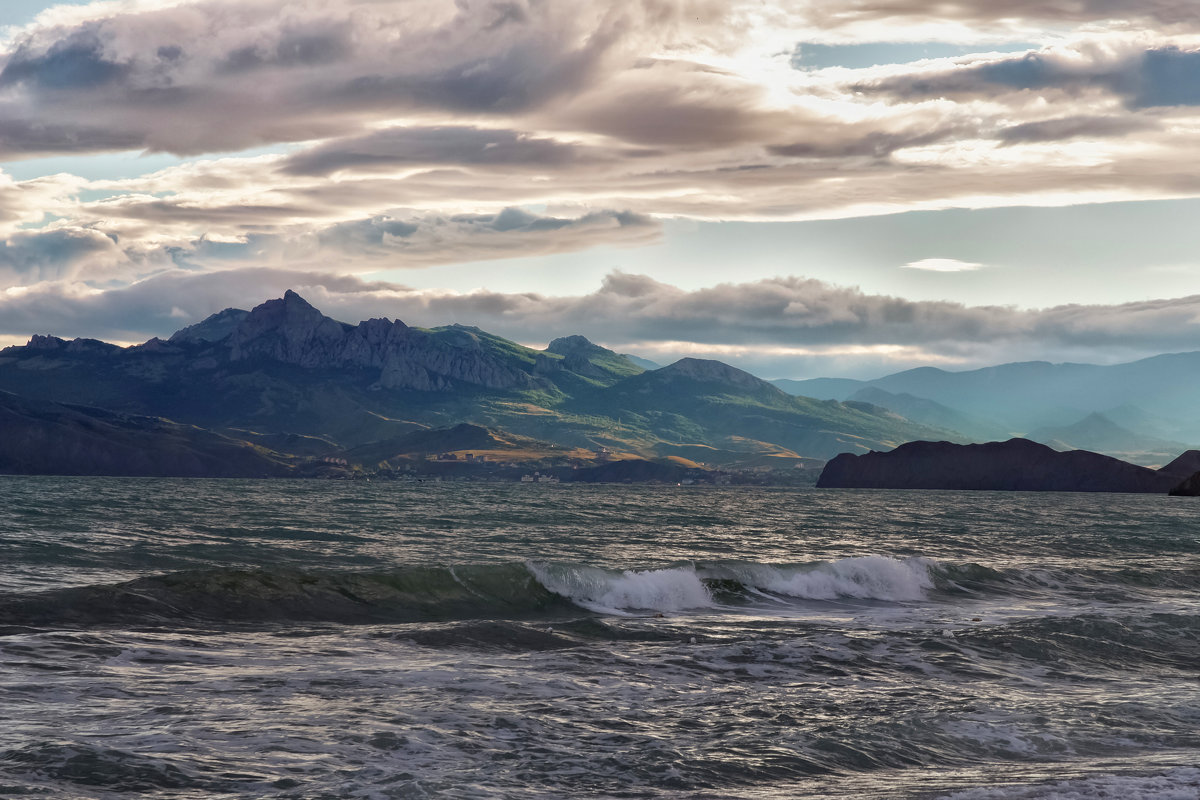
top-left (5, 0), bottom-right (1200, 377)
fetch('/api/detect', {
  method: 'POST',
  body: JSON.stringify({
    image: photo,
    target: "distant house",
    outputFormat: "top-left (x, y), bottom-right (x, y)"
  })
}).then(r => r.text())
top-left (321, 456), bottom-right (349, 466)
top-left (436, 453), bottom-right (458, 461)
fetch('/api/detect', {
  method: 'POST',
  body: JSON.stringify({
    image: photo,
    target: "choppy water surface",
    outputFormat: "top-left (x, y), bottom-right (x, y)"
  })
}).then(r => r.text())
top-left (1, 477), bottom-right (1199, 799)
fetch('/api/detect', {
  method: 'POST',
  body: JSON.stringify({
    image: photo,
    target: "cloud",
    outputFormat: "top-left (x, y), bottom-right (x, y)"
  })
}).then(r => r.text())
top-left (855, 45), bottom-right (1200, 110)
top-left (4, 1), bottom-right (1200, 289)
top-left (797, 0), bottom-right (1200, 32)
top-left (996, 114), bottom-right (1159, 143)
top-left (901, 258), bottom-right (984, 272)
top-left (279, 126), bottom-right (598, 177)
top-left (0, 227), bottom-right (130, 284)
top-left (0, 207), bottom-right (661, 285)
top-left (9, 270), bottom-right (1200, 378)
top-left (0, 0), bottom-right (736, 158)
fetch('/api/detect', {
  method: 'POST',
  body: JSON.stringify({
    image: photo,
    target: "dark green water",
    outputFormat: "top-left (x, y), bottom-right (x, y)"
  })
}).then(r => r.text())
top-left (1, 477), bottom-right (1199, 798)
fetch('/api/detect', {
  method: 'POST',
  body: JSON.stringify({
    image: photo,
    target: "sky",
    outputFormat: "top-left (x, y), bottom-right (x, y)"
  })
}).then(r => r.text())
top-left (5, 2), bottom-right (1200, 378)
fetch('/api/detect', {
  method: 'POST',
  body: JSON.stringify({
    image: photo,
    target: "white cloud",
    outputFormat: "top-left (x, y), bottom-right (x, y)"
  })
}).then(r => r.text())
top-left (901, 258), bottom-right (984, 272)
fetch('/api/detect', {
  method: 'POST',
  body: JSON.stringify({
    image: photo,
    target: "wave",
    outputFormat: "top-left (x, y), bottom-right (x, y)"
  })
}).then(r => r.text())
top-left (0, 556), bottom-right (943, 629)
top-left (2, 555), bottom-right (1197, 629)
top-left (528, 563), bottom-right (716, 615)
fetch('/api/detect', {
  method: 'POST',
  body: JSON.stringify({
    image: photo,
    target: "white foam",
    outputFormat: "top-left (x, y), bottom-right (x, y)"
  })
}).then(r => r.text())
top-left (725, 556), bottom-right (936, 602)
top-left (528, 562), bottom-right (714, 613)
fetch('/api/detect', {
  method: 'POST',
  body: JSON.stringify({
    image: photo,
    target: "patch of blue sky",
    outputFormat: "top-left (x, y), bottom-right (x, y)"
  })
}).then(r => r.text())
top-left (791, 41), bottom-right (1039, 70)
top-left (0, 0), bottom-right (96, 31)
top-left (2, 143), bottom-right (298, 183)
top-left (1, 151), bottom-right (186, 182)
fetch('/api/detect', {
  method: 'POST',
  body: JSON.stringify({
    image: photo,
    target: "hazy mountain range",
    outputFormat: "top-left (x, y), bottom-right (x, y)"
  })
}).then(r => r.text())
top-left (775, 355), bottom-right (1200, 465)
top-left (0, 291), bottom-right (951, 476)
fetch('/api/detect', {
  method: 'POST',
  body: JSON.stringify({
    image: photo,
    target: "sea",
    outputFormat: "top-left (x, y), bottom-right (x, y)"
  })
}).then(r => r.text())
top-left (1, 477), bottom-right (1199, 800)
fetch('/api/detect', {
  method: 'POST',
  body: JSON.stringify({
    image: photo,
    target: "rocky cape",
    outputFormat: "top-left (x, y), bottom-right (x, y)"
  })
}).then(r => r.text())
top-left (817, 438), bottom-right (1194, 493)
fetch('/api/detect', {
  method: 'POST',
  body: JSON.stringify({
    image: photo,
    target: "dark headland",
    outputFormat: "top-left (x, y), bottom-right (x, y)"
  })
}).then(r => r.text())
top-left (818, 438), bottom-right (1200, 494)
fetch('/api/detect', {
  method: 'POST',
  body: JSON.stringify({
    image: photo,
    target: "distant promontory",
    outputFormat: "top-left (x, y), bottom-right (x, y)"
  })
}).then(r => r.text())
top-left (817, 438), bottom-right (1188, 493)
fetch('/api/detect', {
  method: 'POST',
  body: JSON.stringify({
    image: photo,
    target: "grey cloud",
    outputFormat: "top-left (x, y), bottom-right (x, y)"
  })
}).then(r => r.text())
top-left (83, 207), bottom-right (662, 273)
top-left (996, 114), bottom-right (1159, 143)
top-left (858, 46), bottom-right (1200, 109)
top-left (0, 228), bottom-right (124, 283)
top-left (218, 26), bottom-right (353, 74)
top-left (280, 126), bottom-right (592, 176)
top-left (0, 267), bottom-right (385, 343)
top-left (768, 125), bottom-right (965, 159)
top-left (563, 74), bottom-right (787, 148)
top-left (302, 208), bottom-right (660, 266)
top-left (809, 0), bottom-right (1200, 27)
top-left (0, 116), bottom-right (143, 154)
top-left (8, 270), bottom-right (1200, 378)
top-left (0, 0), bottom-right (662, 157)
top-left (0, 26), bottom-right (128, 91)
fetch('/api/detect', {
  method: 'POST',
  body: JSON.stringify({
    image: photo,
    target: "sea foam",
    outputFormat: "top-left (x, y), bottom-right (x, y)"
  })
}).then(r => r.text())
top-left (708, 556), bottom-right (936, 602)
top-left (527, 562), bottom-right (714, 614)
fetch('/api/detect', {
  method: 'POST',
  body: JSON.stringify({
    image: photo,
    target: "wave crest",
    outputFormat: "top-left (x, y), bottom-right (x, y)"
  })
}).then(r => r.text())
top-left (528, 563), bottom-right (714, 614)
top-left (704, 556), bottom-right (936, 602)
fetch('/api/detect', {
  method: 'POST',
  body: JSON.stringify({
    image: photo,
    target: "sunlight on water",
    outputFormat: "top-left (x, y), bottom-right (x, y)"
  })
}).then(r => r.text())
top-left (2, 478), bottom-right (1200, 798)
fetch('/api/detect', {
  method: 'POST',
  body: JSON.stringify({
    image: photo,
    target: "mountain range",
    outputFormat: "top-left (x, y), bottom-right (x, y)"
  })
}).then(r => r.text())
top-left (0, 291), bottom-right (952, 476)
top-left (775, 354), bottom-right (1200, 465)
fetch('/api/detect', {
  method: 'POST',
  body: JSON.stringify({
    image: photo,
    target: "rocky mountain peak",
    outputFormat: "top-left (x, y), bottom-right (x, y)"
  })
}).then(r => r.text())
top-left (25, 334), bottom-right (66, 350)
top-left (230, 291), bottom-right (351, 363)
top-left (546, 335), bottom-right (603, 356)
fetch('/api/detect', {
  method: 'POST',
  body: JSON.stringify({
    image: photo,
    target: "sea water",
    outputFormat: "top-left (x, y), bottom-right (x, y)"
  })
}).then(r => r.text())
top-left (1, 477), bottom-right (1198, 799)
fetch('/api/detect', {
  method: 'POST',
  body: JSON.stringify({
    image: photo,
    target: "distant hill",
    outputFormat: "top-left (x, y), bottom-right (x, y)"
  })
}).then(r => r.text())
top-left (847, 386), bottom-right (1010, 442)
top-left (0, 390), bottom-right (291, 477)
top-left (621, 353), bottom-right (662, 371)
top-left (772, 377), bottom-right (864, 400)
top-left (0, 291), bottom-right (950, 465)
top-left (776, 352), bottom-right (1200, 455)
top-left (817, 438), bottom-right (1179, 493)
top-left (1026, 413), bottom-right (1189, 466)
top-left (576, 357), bottom-right (961, 459)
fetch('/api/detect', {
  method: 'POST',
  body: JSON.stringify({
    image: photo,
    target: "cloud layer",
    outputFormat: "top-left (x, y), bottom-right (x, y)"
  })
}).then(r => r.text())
top-left (6, 2), bottom-right (1200, 262)
top-left (5, 0), bottom-right (1200, 373)
top-left (6, 270), bottom-right (1200, 379)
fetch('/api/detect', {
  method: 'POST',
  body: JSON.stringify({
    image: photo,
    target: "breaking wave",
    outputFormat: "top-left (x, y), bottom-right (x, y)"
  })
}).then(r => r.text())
top-left (3, 555), bottom-right (1197, 629)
